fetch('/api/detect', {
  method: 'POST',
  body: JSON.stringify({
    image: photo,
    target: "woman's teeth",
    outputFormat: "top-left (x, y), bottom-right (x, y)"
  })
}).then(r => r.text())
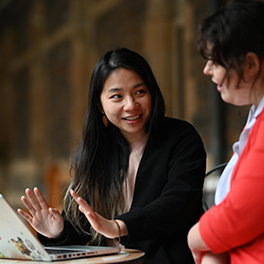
top-left (125, 115), bottom-right (140, 120)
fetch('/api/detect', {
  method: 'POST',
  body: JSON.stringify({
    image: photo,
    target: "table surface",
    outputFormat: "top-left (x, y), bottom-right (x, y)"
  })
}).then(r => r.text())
top-left (0, 249), bottom-right (145, 264)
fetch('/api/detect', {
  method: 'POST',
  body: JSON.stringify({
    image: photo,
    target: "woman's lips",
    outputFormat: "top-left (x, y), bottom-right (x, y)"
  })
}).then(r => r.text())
top-left (124, 115), bottom-right (140, 121)
top-left (123, 115), bottom-right (141, 123)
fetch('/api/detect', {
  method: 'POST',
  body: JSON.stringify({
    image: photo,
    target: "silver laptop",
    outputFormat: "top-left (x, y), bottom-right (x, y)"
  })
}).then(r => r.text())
top-left (0, 194), bottom-right (120, 261)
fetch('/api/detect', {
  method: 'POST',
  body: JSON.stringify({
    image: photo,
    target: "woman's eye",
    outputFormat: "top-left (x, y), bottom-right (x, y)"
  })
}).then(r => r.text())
top-left (110, 94), bottom-right (122, 99)
top-left (136, 89), bottom-right (146, 96)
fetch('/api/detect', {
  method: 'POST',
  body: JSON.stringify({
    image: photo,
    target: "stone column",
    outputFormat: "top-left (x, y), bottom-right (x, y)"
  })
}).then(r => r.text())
top-left (142, 0), bottom-right (174, 117)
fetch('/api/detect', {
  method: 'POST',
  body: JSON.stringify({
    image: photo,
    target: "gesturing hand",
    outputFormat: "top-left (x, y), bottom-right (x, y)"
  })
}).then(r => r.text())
top-left (17, 187), bottom-right (64, 239)
top-left (70, 189), bottom-right (127, 240)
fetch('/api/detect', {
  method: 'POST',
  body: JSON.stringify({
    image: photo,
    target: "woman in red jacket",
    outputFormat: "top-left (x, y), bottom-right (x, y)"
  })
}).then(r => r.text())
top-left (188, 0), bottom-right (264, 264)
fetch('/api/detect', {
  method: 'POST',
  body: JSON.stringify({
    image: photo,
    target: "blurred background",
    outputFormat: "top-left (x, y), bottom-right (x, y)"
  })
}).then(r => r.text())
top-left (0, 0), bottom-right (252, 215)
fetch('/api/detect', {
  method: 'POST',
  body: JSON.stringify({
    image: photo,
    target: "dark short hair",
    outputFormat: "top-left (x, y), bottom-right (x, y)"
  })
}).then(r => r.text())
top-left (198, 0), bottom-right (264, 83)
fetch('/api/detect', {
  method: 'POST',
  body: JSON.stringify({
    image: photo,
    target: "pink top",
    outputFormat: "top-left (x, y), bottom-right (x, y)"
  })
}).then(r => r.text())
top-left (123, 134), bottom-right (148, 213)
top-left (107, 134), bottom-right (148, 247)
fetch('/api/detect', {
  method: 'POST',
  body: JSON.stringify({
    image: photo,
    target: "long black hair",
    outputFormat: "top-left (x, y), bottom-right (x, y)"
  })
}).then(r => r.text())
top-left (198, 0), bottom-right (264, 85)
top-left (63, 48), bottom-right (165, 244)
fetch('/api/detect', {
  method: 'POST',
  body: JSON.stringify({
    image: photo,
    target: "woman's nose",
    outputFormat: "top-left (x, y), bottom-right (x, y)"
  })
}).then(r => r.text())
top-left (203, 61), bottom-right (212, 76)
top-left (123, 97), bottom-right (138, 111)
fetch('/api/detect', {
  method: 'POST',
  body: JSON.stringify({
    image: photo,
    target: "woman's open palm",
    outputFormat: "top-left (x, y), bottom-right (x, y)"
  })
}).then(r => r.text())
top-left (17, 187), bottom-right (64, 239)
top-left (70, 189), bottom-right (121, 239)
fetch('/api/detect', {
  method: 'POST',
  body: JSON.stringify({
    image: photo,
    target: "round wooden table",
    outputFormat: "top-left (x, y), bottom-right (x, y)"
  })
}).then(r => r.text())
top-left (0, 249), bottom-right (145, 264)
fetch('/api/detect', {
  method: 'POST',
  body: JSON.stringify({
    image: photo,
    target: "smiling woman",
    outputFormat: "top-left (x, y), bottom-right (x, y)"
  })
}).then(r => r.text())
top-left (100, 68), bottom-right (152, 144)
top-left (18, 48), bottom-right (206, 264)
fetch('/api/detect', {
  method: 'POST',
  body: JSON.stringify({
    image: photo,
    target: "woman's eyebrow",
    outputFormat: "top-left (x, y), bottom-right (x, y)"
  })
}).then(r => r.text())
top-left (134, 82), bottom-right (146, 88)
top-left (107, 87), bottom-right (122, 93)
top-left (107, 82), bottom-right (146, 93)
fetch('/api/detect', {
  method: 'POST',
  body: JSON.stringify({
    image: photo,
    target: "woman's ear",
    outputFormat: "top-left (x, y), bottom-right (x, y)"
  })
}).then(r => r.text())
top-left (244, 52), bottom-right (260, 81)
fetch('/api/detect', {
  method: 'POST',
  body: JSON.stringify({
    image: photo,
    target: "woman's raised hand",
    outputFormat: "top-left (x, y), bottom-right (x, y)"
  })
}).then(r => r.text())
top-left (17, 187), bottom-right (64, 239)
top-left (70, 189), bottom-right (127, 240)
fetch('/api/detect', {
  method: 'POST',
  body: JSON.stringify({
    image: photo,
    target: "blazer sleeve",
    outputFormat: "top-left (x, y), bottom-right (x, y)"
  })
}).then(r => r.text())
top-left (199, 113), bottom-right (264, 253)
top-left (117, 119), bottom-right (206, 243)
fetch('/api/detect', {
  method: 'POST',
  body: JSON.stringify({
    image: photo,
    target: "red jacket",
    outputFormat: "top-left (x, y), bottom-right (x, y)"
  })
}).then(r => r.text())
top-left (200, 108), bottom-right (264, 263)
